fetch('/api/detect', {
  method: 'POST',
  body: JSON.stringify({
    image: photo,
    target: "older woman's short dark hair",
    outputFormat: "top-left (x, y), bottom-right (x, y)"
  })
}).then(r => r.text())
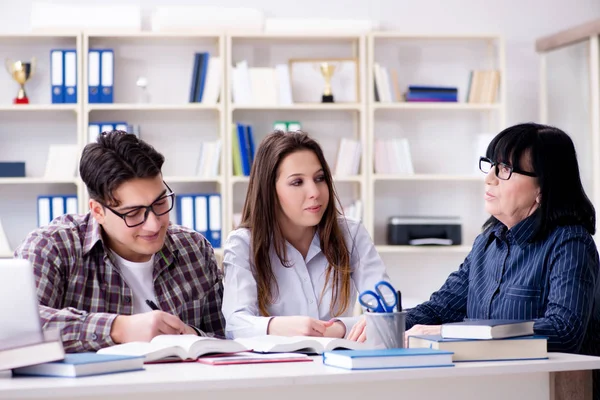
top-left (483, 122), bottom-right (595, 238)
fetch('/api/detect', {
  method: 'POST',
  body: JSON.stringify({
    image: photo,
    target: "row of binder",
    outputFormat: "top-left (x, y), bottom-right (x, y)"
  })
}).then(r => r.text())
top-left (88, 122), bottom-right (129, 143)
top-left (50, 49), bottom-right (77, 104)
top-left (38, 196), bottom-right (78, 227)
top-left (176, 194), bottom-right (222, 249)
top-left (88, 49), bottom-right (114, 103)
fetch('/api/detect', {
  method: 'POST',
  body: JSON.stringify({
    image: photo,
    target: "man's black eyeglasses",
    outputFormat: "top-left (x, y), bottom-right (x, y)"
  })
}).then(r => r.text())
top-left (103, 182), bottom-right (175, 228)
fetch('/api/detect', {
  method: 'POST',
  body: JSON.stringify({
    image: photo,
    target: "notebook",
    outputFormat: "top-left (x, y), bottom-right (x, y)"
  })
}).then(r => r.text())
top-left (97, 334), bottom-right (249, 363)
top-left (235, 335), bottom-right (369, 354)
top-left (12, 353), bottom-right (144, 377)
top-left (408, 335), bottom-right (548, 362)
top-left (322, 348), bottom-right (454, 370)
top-left (440, 319), bottom-right (535, 340)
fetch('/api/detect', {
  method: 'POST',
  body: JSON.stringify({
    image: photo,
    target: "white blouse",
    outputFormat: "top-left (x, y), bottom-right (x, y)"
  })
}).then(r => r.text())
top-left (221, 217), bottom-right (390, 339)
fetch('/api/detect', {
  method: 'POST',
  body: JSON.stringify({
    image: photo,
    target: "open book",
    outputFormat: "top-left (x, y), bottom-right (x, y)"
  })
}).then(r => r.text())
top-left (97, 335), bottom-right (248, 363)
top-left (236, 335), bottom-right (368, 354)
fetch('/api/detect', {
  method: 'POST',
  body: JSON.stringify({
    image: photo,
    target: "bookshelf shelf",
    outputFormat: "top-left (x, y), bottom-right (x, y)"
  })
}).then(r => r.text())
top-left (0, 104), bottom-right (78, 112)
top-left (373, 174), bottom-right (484, 182)
top-left (376, 245), bottom-right (472, 254)
top-left (0, 178), bottom-right (78, 185)
top-left (372, 103), bottom-right (501, 111)
top-left (165, 176), bottom-right (223, 184)
top-left (231, 104), bottom-right (362, 111)
top-left (86, 103), bottom-right (222, 112)
top-left (0, 251), bottom-right (13, 258)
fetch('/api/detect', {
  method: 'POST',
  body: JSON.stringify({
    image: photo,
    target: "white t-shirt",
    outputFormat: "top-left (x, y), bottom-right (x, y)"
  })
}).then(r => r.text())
top-left (111, 251), bottom-right (158, 314)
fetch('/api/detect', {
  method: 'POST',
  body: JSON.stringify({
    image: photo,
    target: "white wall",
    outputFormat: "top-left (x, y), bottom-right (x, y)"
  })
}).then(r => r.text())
top-left (0, 0), bottom-right (599, 125)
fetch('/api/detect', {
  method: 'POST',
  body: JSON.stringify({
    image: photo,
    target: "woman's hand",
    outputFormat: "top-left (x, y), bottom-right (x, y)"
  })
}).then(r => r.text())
top-left (346, 316), bottom-right (367, 342)
top-left (267, 316), bottom-right (334, 337)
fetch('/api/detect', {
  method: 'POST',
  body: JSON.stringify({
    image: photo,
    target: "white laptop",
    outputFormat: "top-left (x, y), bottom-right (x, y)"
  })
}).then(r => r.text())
top-left (0, 259), bottom-right (45, 349)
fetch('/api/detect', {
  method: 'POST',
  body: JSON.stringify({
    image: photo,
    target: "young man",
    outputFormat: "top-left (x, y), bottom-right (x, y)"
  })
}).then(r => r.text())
top-left (15, 131), bottom-right (225, 352)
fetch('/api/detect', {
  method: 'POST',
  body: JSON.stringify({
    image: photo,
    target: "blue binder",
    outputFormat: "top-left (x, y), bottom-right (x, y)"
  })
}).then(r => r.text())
top-left (100, 49), bottom-right (114, 103)
top-left (88, 50), bottom-right (101, 103)
top-left (50, 49), bottom-right (64, 104)
top-left (64, 49), bottom-right (77, 104)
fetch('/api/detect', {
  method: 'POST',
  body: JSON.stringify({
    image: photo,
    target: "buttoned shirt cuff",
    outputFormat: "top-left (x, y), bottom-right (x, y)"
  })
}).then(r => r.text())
top-left (80, 312), bottom-right (118, 350)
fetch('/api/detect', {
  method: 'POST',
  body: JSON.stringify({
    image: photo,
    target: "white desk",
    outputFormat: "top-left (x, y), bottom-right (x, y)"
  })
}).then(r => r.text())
top-left (0, 353), bottom-right (598, 400)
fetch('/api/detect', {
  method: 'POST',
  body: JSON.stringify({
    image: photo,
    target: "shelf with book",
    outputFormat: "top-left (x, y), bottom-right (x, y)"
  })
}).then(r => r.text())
top-left (81, 32), bottom-right (227, 237)
top-left (0, 32), bottom-right (83, 254)
top-left (0, 178), bottom-right (79, 185)
top-left (225, 33), bottom-right (367, 238)
top-left (86, 103), bottom-right (221, 112)
top-left (366, 33), bottom-right (505, 299)
top-left (372, 103), bottom-right (502, 111)
top-left (0, 104), bottom-right (79, 112)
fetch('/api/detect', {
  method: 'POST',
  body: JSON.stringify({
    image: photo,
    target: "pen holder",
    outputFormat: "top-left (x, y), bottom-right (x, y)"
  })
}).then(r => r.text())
top-left (365, 311), bottom-right (406, 349)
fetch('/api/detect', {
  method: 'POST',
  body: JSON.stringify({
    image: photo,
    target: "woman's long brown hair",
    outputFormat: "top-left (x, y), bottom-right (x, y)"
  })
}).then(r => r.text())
top-left (240, 131), bottom-right (352, 317)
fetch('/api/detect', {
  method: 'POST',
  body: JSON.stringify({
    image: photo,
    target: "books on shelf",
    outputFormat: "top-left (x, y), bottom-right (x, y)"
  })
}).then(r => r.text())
top-left (333, 138), bottom-right (361, 176)
top-left (97, 335), bottom-right (247, 363)
top-left (322, 348), bottom-right (454, 370)
top-left (441, 319), bottom-right (535, 340)
top-left (196, 352), bottom-right (312, 366)
top-left (343, 199), bottom-right (363, 220)
top-left (408, 335), bottom-right (548, 362)
top-left (232, 123), bottom-right (255, 176)
top-left (0, 217), bottom-right (11, 255)
top-left (37, 195), bottom-right (78, 227)
top-left (43, 144), bottom-right (79, 180)
top-left (373, 138), bottom-right (414, 175)
top-left (189, 53), bottom-right (222, 104)
top-left (235, 335), bottom-right (368, 354)
top-left (12, 353), bottom-right (144, 377)
top-left (405, 86), bottom-right (458, 102)
top-left (196, 140), bottom-right (222, 178)
top-left (231, 61), bottom-right (293, 106)
top-left (467, 70), bottom-right (500, 103)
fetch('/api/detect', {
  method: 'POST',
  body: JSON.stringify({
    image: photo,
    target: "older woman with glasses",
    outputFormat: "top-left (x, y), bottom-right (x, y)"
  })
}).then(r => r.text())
top-left (349, 122), bottom-right (600, 392)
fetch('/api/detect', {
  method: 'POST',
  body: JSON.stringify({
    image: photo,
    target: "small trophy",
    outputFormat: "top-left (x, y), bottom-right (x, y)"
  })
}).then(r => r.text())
top-left (5, 58), bottom-right (36, 104)
top-left (319, 62), bottom-right (336, 103)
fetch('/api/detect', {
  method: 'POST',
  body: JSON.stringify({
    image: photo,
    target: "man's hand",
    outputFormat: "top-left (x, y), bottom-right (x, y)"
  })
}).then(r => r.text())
top-left (267, 316), bottom-right (334, 337)
top-left (404, 324), bottom-right (441, 347)
top-left (110, 311), bottom-right (195, 343)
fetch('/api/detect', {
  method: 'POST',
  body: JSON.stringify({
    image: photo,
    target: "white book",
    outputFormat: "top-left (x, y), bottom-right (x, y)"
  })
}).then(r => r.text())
top-left (274, 64), bottom-right (293, 105)
top-left (0, 217), bottom-right (11, 255)
top-left (249, 68), bottom-right (278, 106)
top-left (400, 139), bottom-right (414, 174)
top-left (236, 335), bottom-right (368, 354)
top-left (97, 335), bottom-right (248, 363)
top-left (43, 144), bottom-right (79, 179)
top-left (202, 57), bottom-right (222, 105)
top-left (232, 61), bottom-right (252, 105)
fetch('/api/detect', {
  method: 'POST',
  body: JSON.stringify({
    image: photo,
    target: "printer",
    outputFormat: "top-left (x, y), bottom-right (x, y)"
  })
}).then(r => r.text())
top-left (387, 216), bottom-right (462, 246)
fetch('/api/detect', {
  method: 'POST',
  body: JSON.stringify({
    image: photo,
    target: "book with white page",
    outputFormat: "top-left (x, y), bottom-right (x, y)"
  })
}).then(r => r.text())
top-left (97, 335), bottom-right (248, 363)
top-left (235, 335), bottom-right (368, 354)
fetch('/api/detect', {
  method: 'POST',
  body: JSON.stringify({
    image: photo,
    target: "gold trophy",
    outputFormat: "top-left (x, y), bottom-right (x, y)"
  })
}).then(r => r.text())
top-left (319, 62), bottom-right (336, 103)
top-left (5, 58), bottom-right (36, 104)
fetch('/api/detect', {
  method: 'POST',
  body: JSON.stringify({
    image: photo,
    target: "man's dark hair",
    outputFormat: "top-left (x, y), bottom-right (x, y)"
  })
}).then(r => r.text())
top-left (79, 130), bottom-right (165, 206)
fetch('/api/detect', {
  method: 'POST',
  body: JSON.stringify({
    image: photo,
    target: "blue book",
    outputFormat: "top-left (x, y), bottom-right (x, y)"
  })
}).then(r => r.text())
top-left (408, 334), bottom-right (548, 362)
top-left (441, 319), bottom-right (535, 339)
top-left (408, 85), bottom-right (458, 92)
top-left (12, 353), bottom-right (144, 377)
top-left (322, 348), bottom-right (454, 370)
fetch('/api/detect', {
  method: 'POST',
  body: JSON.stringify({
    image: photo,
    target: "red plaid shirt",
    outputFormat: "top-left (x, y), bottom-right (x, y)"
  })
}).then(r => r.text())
top-left (15, 213), bottom-right (225, 352)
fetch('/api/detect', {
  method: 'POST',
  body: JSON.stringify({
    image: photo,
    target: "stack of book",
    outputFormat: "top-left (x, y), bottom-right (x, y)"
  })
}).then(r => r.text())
top-left (405, 86), bottom-right (458, 102)
top-left (408, 319), bottom-right (548, 362)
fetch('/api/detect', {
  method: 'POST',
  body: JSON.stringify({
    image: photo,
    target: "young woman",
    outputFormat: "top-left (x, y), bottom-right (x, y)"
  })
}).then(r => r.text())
top-left (222, 131), bottom-right (390, 339)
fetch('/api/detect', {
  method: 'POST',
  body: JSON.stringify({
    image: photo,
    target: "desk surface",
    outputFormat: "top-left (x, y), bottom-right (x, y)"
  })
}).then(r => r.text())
top-left (0, 353), bottom-right (599, 399)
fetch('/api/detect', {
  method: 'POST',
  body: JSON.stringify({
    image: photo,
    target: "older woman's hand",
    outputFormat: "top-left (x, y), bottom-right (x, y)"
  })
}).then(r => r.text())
top-left (404, 324), bottom-right (441, 347)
